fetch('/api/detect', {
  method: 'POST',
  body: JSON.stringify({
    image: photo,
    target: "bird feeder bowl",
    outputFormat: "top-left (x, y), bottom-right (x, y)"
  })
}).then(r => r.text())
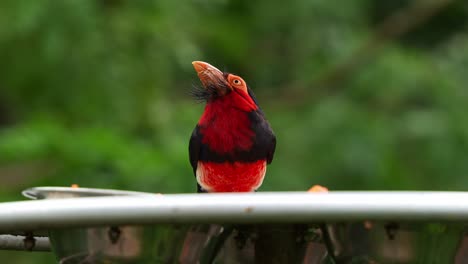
top-left (22, 187), bottom-right (157, 264)
top-left (1, 187), bottom-right (468, 263)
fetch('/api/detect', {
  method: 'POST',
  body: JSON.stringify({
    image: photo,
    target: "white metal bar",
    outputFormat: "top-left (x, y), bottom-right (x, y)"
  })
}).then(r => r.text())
top-left (0, 192), bottom-right (467, 232)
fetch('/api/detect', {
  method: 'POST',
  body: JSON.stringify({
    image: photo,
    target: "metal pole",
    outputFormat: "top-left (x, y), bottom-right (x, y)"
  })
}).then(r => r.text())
top-left (0, 234), bottom-right (50, 251)
top-left (0, 192), bottom-right (468, 232)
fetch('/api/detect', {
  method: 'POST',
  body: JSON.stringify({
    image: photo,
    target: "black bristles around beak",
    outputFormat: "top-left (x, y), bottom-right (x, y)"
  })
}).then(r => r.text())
top-left (190, 80), bottom-right (230, 102)
top-left (190, 84), bottom-right (212, 102)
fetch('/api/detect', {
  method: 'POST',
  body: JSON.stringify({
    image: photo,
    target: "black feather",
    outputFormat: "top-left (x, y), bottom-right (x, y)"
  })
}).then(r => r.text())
top-left (189, 126), bottom-right (202, 174)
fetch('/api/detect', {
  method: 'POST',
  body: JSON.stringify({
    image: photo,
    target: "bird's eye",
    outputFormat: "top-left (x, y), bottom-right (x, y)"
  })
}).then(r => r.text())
top-left (227, 74), bottom-right (247, 93)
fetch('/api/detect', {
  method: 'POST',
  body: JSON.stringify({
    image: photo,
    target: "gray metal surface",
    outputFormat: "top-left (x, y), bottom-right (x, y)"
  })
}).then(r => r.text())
top-left (0, 235), bottom-right (50, 251)
top-left (22, 186), bottom-right (153, 200)
top-left (0, 191), bottom-right (467, 232)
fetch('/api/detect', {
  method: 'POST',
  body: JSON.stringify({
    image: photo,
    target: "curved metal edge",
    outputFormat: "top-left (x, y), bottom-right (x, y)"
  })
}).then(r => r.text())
top-left (21, 189), bottom-right (40, 200)
top-left (22, 186), bottom-right (156, 200)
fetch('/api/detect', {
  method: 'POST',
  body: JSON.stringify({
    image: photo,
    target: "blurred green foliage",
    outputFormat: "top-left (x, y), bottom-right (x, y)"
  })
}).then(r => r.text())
top-left (2, 0), bottom-right (468, 198)
top-left (1, 0), bottom-right (468, 262)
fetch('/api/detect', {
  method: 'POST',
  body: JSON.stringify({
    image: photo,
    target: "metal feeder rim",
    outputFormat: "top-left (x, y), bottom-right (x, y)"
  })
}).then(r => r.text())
top-left (22, 186), bottom-right (155, 200)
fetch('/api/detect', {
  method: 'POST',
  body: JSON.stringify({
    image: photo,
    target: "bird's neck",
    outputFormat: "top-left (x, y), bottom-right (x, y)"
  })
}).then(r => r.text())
top-left (199, 97), bottom-right (256, 154)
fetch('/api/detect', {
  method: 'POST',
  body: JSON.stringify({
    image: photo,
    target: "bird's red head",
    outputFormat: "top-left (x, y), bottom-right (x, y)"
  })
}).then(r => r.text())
top-left (192, 61), bottom-right (258, 112)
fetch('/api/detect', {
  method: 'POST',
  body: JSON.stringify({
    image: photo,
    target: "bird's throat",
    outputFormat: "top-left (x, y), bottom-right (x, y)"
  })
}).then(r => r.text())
top-left (199, 99), bottom-right (255, 154)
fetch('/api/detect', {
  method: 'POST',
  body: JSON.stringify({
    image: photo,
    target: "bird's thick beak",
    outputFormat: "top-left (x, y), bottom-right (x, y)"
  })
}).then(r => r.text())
top-left (192, 61), bottom-right (228, 94)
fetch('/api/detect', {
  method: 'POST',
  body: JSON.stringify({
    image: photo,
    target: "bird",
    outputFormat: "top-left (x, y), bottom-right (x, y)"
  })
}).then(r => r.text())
top-left (189, 61), bottom-right (276, 193)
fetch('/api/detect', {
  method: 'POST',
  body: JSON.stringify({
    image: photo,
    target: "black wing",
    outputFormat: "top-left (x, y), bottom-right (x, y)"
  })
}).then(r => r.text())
top-left (189, 125), bottom-right (202, 176)
top-left (267, 133), bottom-right (276, 164)
top-left (247, 110), bottom-right (276, 164)
top-left (189, 125), bottom-right (206, 192)
top-left (247, 87), bottom-right (276, 164)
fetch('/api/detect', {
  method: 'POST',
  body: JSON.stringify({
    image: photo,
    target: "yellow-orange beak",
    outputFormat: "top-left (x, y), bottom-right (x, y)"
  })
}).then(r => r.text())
top-left (192, 61), bottom-right (227, 93)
